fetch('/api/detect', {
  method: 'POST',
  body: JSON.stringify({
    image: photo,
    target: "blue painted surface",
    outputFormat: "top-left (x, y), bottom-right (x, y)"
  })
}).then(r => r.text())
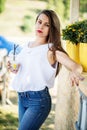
top-left (0, 36), bottom-right (22, 54)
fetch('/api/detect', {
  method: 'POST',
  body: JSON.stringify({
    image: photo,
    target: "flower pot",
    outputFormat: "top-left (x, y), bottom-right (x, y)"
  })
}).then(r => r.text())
top-left (66, 41), bottom-right (79, 63)
top-left (79, 43), bottom-right (87, 72)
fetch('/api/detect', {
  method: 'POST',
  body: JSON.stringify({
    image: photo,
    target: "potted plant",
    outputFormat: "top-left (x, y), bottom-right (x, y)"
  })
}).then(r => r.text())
top-left (62, 20), bottom-right (87, 71)
top-left (78, 20), bottom-right (87, 72)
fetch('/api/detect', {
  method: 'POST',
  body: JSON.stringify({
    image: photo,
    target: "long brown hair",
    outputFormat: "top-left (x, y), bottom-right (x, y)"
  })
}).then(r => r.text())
top-left (36, 9), bottom-right (67, 75)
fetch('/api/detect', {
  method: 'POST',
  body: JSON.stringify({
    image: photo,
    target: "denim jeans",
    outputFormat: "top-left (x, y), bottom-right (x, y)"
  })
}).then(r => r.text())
top-left (18, 87), bottom-right (51, 130)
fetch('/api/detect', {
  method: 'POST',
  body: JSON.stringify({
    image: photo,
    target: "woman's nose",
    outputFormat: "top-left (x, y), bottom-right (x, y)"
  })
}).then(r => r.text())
top-left (39, 24), bottom-right (44, 29)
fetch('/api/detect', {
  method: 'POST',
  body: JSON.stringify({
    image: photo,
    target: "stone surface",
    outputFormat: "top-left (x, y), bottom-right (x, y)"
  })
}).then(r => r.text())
top-left (55, 66), bottom-right (87, 130)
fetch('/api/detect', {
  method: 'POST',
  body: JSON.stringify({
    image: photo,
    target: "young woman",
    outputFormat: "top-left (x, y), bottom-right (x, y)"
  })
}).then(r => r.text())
top-left (8, 9), bottom-right (84, 130)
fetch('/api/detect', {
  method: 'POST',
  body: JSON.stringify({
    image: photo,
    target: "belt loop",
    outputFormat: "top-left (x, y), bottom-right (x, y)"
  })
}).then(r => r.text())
top-left (24, 92), bottom-right (27, 97)
top-left (45, 86), bottom-right (48, 92)
top-left (26, 92), bottom-right (29, 98)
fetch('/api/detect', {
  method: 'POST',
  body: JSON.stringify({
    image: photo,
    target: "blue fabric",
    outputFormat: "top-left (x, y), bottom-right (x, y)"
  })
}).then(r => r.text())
top-left (0, 36), bottom-right (22, 54)
top-left (75, 121), bottom-right (80, 130)
top-left (18, 87), bottom-right (51, 130)
top-left (75, 88), bottom-right (87, 130)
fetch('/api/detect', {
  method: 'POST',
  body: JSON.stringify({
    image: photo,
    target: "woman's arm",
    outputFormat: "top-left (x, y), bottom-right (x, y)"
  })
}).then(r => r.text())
top-left (55, 50), bottom-right (84, 86)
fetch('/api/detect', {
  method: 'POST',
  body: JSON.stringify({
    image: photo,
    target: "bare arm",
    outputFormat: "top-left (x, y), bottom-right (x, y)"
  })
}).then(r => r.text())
top-left (55, 50), bottom-right (84, 86)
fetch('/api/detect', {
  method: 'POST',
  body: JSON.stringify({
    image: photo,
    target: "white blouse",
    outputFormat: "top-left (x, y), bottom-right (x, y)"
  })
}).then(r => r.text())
top-left (12, 42), bottom-right (57, 92)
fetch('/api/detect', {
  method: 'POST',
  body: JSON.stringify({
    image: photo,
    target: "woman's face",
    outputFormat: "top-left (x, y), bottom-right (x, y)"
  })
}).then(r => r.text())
top-left (35, 13), bottom-right (50, 40)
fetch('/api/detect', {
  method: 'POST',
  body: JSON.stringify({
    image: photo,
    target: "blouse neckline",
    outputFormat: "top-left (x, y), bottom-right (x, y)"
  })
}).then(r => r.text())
top-left (27, 41), bottom-right (52, 49)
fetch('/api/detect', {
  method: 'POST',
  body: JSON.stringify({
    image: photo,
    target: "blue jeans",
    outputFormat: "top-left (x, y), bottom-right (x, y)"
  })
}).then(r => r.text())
top-left (18, 87), bottom-right (51, 130)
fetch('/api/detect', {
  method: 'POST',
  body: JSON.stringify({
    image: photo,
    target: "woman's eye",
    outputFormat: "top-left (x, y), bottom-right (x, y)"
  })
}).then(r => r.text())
top-left (46, 24), bottom-right (49, 27)
top-left (45, 23), bottom-right (49, 27)
top-left (38, 20), bottom-right (42, 24)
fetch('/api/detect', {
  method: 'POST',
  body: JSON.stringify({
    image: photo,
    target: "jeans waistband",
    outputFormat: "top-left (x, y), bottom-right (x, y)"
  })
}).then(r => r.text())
top-left (18, 87), bottom-right (49, 98)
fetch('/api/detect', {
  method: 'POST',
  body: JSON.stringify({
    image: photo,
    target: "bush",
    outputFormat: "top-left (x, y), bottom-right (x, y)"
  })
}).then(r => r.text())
top-left (0, 0), bottom-right (6, 13)
top-left (62, 20), bottom-right (87, 44)
top-left (20, 15), bottom-right (34, 33)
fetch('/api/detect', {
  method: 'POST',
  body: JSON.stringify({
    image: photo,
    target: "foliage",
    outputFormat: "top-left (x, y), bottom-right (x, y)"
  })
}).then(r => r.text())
top-left (0, 0), bottom-right (6, 13)
top-left (63, 0), bottom-right (70, 19)
top-left (47, 0), bottom-right (68, 20)
top-left (80, 0), bottom-right (87, 13)
top-left (0, 111), bottom-right (18, 130)
top-left (20, 15), bottom-right (35, 33)
top-left (46, 0), bottom-right (87, 20)
top-left (62, 20), bottom-right (87, 44)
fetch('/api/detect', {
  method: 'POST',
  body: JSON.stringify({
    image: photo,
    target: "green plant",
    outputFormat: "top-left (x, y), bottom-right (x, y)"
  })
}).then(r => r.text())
top-left (62, 20), bottom-right (87, 44)
top-left (20, 15), bottom-right (34, 33)
top-left (0, 0), bottom-right (6, 13)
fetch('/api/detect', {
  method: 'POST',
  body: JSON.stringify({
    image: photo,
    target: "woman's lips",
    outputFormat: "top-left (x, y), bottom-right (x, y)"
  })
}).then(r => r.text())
top-left (37, 30), bottom-right (43, 33)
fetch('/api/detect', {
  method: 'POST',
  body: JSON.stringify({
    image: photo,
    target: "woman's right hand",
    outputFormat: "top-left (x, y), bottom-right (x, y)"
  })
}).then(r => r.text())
top-left (7, 61), bottom-right (20, 74)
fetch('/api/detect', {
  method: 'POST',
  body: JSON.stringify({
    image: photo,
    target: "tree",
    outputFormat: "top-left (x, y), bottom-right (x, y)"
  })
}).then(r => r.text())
top-left (0, 0), bottom-right (6, 13)
top-left (46, 0), bottom-right (87, 21)
top-left (63, 0), bottom-right (70, 19)
top-left (47, 0), bottom-right (64, 19)
top-left (80, 0), bottom-right (87, 17)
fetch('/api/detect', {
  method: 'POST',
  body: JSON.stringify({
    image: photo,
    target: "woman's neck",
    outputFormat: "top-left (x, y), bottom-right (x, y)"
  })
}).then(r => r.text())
top-left (34, 37), bottom-right (47, 45)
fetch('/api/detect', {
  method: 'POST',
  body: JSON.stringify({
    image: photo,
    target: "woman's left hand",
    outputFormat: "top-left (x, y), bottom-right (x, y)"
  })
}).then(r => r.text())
top-left (69, 71), bottom-right (84, 87)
